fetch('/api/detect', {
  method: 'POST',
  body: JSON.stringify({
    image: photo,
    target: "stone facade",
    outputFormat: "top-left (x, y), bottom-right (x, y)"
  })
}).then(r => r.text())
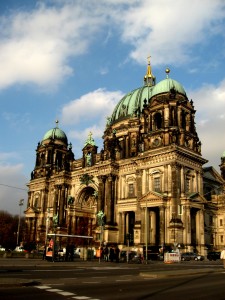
top-left (24, 63), bottom-right (225, 255)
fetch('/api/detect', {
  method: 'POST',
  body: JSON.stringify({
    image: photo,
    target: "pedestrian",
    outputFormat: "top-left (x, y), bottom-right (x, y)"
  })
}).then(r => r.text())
top-left (70, 244), bottom-right (75, 261)
top-left (220, 247), bottom-right (225, 268)
top-left (115, 246), bottom-right (120, 263)
top-left (109, 247), bottom-right (114, 262)
top-left (42, 245), bottom-right (46, 260)
top-left (103, 246), bottom-right (109, 261)
top-left (66, 244), bottom-right (70, 261)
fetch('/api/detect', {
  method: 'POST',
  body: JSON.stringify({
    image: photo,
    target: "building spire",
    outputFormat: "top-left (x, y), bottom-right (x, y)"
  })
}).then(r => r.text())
top-left (144, 56), bottom-right (156, 87)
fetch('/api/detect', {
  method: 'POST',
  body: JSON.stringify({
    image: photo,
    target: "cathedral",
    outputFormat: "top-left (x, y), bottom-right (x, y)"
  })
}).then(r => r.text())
top-left (25, 60), bottom-right (225, 255)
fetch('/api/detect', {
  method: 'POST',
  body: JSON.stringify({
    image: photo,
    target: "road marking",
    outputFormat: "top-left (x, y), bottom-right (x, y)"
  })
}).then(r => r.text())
top-left (35, 285), bottom-right (51, 289)
top-left (116, 279), bottom-right (132, 282)
top-left (31, 269), bottom-right (84, 272)
top-left (46, 288), bottom-right (63, 292)
top-left (72, 297), bottom-right (91, 299)
top-left (57, 291), bottom-right (76, 296)
top-left (35, 285), bottom-right (99, 300)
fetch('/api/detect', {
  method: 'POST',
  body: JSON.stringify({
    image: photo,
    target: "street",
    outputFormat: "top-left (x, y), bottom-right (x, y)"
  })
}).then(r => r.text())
top-left (0, 259), bottom-right (225, 299)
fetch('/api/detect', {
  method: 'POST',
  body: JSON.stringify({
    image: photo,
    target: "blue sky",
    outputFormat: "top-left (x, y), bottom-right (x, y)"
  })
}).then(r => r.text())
top-left (0, 0), bottom-right (225, 215)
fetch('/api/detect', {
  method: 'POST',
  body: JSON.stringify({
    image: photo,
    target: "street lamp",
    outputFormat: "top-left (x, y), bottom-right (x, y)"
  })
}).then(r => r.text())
top-left (17, 199), bottom-right (24, 245)
top-left (45, 208), bottom-right (50, 246)
top-left (145, 199), bottom-right (148, 264)
top-left (96, 210), bottom-right (105, 263)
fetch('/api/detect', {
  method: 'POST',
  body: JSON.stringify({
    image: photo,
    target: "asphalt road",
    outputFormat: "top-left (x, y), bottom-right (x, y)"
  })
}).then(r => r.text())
top-left (0, 258), bottom-right (225, 300)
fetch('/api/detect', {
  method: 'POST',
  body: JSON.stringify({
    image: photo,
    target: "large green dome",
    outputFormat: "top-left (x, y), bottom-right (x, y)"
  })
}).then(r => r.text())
top-left (111, 85), bottom-right (153, 124)
top-left (42, 127), bottom-right (68, 144)
top-left (110, 69), bottom-right (186, 125)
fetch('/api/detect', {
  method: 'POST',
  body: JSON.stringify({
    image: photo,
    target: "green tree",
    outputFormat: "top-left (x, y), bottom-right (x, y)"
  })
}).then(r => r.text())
top-left (0, 210), bottom-right (24, 250)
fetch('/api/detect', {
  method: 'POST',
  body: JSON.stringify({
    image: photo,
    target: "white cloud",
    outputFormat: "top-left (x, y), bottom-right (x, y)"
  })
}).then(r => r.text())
top-left (61, 88), bottom-right (124, 156)
top-left (114, 0), bottom-right (225, 65)
top-left (189, 80), bottom-right (225, 170)
top-left (0, 151), bottom-right (20, 163)
top-left (0, 0), bottom-right (224, 91)
top-left (0, 2), bottom-right (105, 90)
top-left (61, 88), bottom-right (123, 125)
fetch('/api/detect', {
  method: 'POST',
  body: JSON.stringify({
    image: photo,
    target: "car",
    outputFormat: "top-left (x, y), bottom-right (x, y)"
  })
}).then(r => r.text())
top-left (207, 251), bottom-right (221, 261)
top-left (14, 246), bottom-right (25, 252)
top-left (181, 252), bottom-right (204, 261)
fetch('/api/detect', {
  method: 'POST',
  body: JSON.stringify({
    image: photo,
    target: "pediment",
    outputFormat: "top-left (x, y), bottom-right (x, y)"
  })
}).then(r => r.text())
top-left (24, 206), bottom-right (40, 216)
top-left (203, 166), bottom-right (224, 184)
top-left (187, 192), bottom-right (207, 203)
top-left (139, 191), bottom-right (164, 204)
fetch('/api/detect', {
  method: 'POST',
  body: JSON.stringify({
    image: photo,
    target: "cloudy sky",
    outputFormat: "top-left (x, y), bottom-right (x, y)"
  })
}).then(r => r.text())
top-left (0, 0), bottom-right (225, 215)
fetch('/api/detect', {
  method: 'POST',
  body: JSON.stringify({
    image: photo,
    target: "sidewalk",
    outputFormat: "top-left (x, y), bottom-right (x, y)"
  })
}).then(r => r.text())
top-left (0, 257), bottom-right (104, 268)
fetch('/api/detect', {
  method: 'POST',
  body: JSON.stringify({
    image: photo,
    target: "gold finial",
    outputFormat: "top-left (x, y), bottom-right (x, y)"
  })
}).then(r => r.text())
top-left (146, 55), bottom-right (152, 77)
top-left (144, 55), bottom-right (155, 86)
top-left (165, 68), bottom-right (170, 78)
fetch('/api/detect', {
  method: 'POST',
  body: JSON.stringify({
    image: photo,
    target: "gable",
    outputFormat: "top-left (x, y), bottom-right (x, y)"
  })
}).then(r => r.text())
top-left (139, 190), bottom-right (164, 206)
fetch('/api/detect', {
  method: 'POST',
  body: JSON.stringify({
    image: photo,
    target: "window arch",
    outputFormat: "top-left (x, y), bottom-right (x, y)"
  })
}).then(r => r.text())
top-left (126, 176), bottom-right (136, 198)
top-left (150, 169), bottom-right (162, 193)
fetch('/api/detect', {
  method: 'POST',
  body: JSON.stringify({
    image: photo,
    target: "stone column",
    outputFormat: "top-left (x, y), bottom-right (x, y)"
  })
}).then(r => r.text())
top-left (142, 169), bottom-right (146, 195)
top-left (106, 175), bottom-right (112, 224)
top-left (159, 206), bottom-right (165, 245)
top-left (125, 136), bottom-right (129, 158)
top-left (180, 166), bottom-right (185, 197)
top-left (135, 169), bottom-right (143, 221)
top-left (119, 212), bottom-right (124, 244)
top-left (150, 211), bottom-right (156, 245)
top-left (53, 187), bottom-right (59, 216)
top-left (183, 205), bottom-right (190, 247)
top-left (164, 104), bottom-right (170, 127)
top-left (97, 176), bottom-right (105, 212)
top-left (171, 163), bottom-right (181, 217)
top-left (199, 209), bottom-right (205, 251)
top-left (59, 185), bottom-right (65, 227)
top-left (164, 165), bottom-right (168, 193)
top-left (145, 169), bottom-right (149, 193)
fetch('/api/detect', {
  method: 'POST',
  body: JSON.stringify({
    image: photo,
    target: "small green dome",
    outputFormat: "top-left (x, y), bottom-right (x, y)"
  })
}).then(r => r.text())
top-left (111, 85), bottom-right (153, 124)
top-left (222, 151), bottom-right (225, 158)
top-left (151, 78), bottom-right (186, 98)
top-left (42, 127), bottom-right (68, 144)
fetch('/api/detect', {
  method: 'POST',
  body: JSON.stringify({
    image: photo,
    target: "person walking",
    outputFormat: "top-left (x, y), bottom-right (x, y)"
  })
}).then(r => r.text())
top-left (220, 247), bottom-right (225, 268)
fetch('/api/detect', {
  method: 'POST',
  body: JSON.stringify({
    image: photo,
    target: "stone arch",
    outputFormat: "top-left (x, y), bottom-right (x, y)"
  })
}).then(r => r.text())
top-left (76, 186), bottom-right (97, 209)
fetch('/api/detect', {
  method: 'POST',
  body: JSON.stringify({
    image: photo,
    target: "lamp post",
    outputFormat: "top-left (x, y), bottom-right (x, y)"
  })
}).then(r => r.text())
top-left (45, 208), bottom-right (50, 246)
top-left (96, 210), bottom-right (105, 263)
top-left (17, 199), bottom-right (24, 245)
top-left (145, 199), bottom-right (148, 264)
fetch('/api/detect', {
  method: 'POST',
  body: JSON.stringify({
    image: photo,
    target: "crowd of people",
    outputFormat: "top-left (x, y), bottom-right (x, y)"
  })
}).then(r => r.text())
top-left (102, 245), bottom-right (120, 262)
